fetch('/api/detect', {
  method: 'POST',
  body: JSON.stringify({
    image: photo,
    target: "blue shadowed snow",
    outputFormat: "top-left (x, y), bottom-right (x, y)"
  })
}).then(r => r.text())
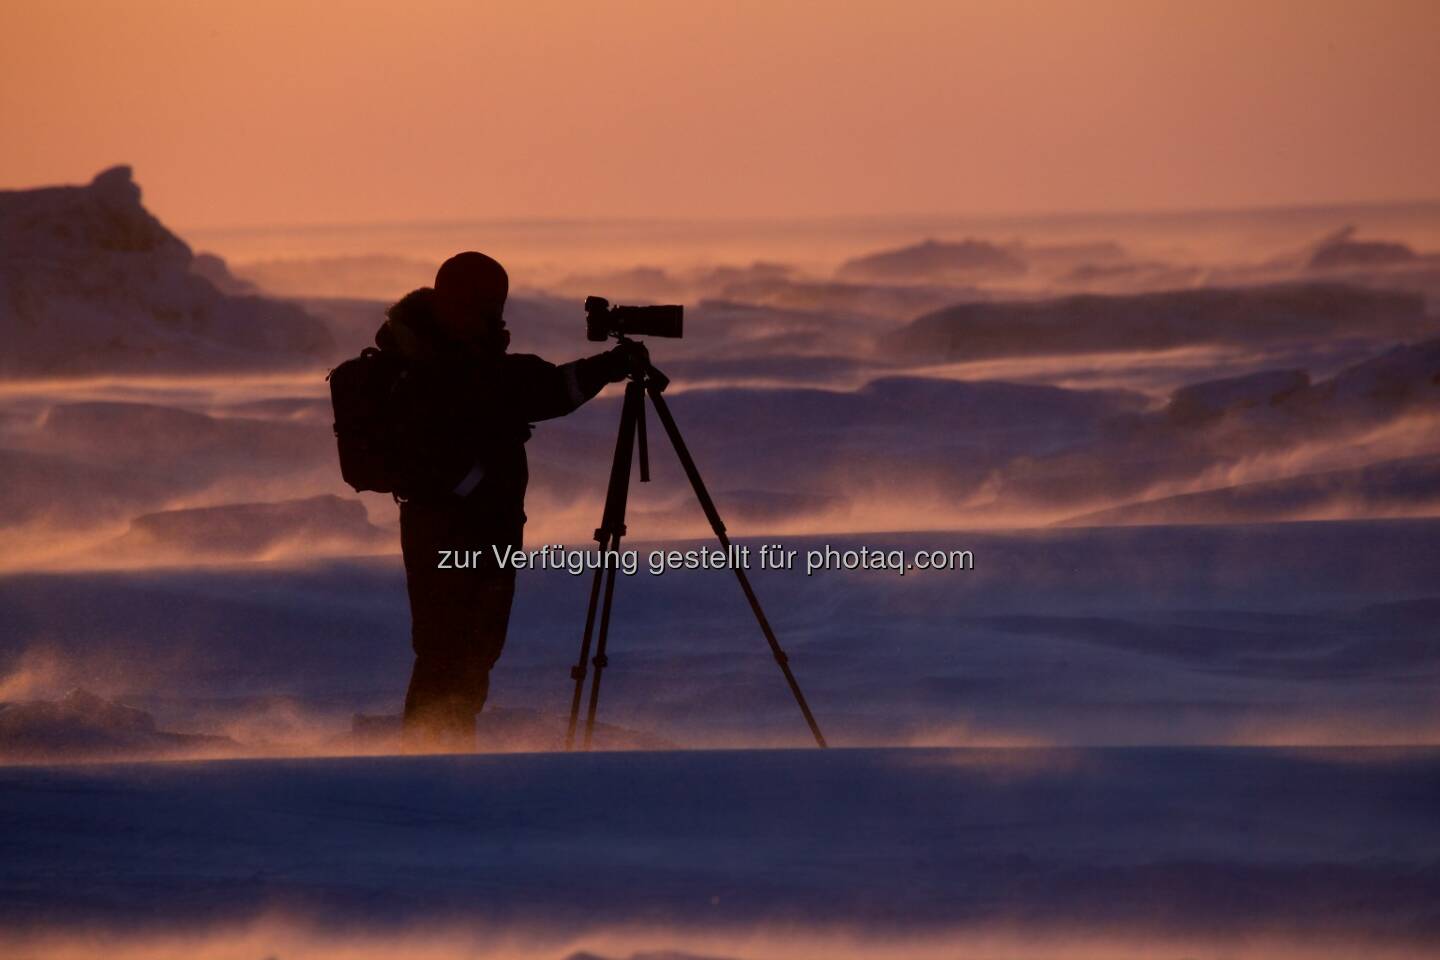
top-left (1, 746), bottom-right (1438, 941)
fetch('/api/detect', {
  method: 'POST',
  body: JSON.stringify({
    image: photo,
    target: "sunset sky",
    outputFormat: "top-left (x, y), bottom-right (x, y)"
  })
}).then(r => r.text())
top-left (3, 0), bottom-right (1438, 228)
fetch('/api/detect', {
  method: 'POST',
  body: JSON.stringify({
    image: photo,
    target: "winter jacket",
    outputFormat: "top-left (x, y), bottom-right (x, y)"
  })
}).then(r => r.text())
top-left (377, 290), bottom-right (622, 527)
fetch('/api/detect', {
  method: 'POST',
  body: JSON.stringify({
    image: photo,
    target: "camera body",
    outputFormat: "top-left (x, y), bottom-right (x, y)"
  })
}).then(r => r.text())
top-left (585, 296), bottom-right (684, 342)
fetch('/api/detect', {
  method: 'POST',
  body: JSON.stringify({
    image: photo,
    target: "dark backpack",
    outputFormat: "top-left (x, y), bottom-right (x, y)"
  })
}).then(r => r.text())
top-left (327, 347), bottom-right (463, 498)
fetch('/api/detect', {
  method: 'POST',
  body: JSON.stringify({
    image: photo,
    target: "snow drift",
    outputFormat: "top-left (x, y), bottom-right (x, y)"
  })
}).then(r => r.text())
top-left (886, 283), bottom-right (1432, 362)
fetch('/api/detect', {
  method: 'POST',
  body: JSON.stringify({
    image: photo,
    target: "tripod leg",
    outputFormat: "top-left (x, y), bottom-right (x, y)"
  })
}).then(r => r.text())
top-left (565, 540), bottom-right (609, 750)
top-left (636, 393), bottom-right (650, 483)
top-left (644, 383), bottom-right (829, 748)
top-left (583, 557), bottom-right (622, 749)
top-left (567, 380), bottom-right (644, 750)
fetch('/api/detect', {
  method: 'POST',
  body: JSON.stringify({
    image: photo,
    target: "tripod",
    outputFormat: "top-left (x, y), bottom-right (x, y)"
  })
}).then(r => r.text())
top-left (564, 344), bottom-right (827, 750)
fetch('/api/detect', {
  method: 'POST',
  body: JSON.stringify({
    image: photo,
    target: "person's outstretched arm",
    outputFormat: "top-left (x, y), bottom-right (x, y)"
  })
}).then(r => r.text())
top-left (504, 341), bottom-right (645, 422)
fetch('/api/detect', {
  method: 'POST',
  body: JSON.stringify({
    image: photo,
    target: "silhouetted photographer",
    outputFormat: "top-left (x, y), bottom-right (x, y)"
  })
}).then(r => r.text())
top-left (330, 251), bottom-right (823, 752)
top-left (330, 252), bottom-right (644, 750)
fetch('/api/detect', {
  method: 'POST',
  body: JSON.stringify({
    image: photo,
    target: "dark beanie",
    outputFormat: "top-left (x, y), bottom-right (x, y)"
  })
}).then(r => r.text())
top-left (435, 251), bottom-right (508, 308)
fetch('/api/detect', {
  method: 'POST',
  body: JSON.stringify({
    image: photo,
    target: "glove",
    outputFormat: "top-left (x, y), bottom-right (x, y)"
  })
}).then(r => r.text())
top-left (602, 340), bottom-right (649, 382)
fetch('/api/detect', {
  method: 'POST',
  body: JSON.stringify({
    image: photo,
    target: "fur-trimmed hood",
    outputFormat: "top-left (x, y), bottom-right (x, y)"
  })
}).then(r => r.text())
top-left (375, 286), bottom-right (442, 360)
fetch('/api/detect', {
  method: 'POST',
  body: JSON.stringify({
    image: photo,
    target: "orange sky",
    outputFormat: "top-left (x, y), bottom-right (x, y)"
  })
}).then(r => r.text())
top-left (2, 0), bottom-right (1437, 228)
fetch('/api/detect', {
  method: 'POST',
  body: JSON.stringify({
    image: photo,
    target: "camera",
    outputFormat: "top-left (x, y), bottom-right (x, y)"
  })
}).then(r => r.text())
top-left (585, 296), bottom-right (684, 342)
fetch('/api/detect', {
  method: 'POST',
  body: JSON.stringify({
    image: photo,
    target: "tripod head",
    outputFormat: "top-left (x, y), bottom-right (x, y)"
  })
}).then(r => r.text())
top-left (612, 334), bottom-right (669, 392)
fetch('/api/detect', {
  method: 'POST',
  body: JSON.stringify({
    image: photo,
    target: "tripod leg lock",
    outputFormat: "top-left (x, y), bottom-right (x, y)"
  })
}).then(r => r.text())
top-left (773, 651), bottom-right (789, 665)
top-left (593, 654), bottom-right (609, 668)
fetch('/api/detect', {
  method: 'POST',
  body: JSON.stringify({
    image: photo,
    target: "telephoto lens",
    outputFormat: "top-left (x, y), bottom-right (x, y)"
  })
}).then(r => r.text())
top-left (585, 296), bottom-right (683, 340)
top-left (612, 304), bottom-right (683, 339)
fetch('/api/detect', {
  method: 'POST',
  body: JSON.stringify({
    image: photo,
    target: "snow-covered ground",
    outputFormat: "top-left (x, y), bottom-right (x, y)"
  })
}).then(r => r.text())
top-left (4, 520), bottom-right (1439, 756)
top-left (2, 746), bottom-right (1437, 958)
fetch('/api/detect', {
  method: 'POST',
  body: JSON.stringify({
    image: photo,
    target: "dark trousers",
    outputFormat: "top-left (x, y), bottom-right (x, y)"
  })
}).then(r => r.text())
top-left (399, 498), bottom-right (521, 750)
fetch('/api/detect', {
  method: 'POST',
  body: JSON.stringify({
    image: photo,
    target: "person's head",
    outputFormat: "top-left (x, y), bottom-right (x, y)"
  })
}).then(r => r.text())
top-left (433, 251), bottom-right (510, 354)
